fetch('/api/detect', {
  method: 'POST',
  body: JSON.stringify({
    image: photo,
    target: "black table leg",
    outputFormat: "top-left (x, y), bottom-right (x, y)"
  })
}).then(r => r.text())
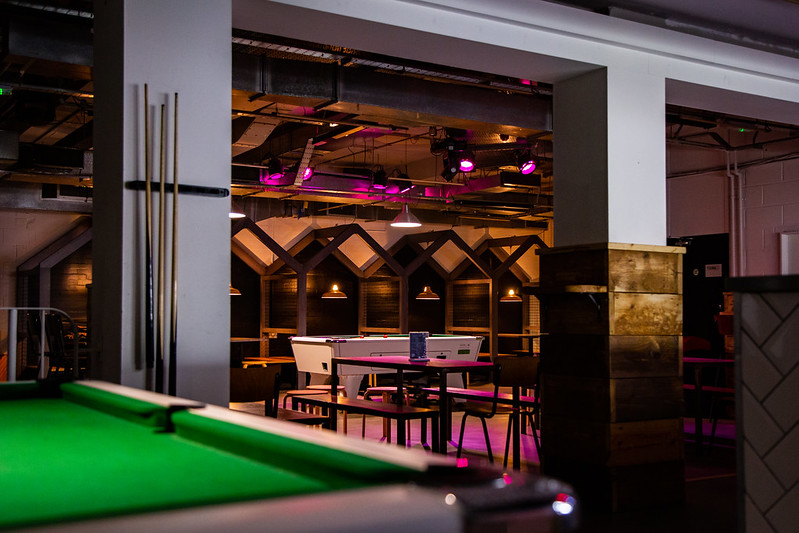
top-left (694, 365), bottom-right (704, 454)
top-left (330, 361), bottom-right (339, 432)
top-left (439, 369), bottom-right (449, 454)
top-left (512, 385), bottom-right (520, 470)
top-left (432, 414), bottom-right (440, 453)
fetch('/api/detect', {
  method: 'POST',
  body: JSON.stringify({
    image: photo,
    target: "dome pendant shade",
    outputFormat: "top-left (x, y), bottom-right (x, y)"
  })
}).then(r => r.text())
top-left (416, 286), bottom-right (440, 300)
top-left (500, 289), bottom-right (522, 302)
top-left (322, 284), bottom-right (347, 299)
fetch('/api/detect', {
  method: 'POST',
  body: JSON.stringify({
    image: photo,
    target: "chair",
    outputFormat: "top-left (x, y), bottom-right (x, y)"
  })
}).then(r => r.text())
top-left (456, 364), bottom-right (504, 463)
top-left (455, 356), bottom-right (541, 466)
top-left (22, 312), bottom-right (78, 379)
top-left (496, 355), bottom-right (541, 466)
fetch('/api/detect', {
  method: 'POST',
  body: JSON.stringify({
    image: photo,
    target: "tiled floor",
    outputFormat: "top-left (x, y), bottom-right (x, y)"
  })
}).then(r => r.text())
top-left (231, 391), bottom-right (737, 533)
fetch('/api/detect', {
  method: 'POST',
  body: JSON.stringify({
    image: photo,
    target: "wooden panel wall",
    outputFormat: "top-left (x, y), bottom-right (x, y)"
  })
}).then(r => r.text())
top-left (451, 281), bottom-right (489, 329)
top-left (363, 278), bottom-right (400, 330)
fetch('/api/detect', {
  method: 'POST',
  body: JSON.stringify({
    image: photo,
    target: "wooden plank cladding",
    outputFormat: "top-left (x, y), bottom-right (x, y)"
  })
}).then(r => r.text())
top-left (541, 334), bottom-right (680, 378)
top-left (541, 416), bottom-right (683, 467)
top-left (537, 242), bottom-right (684, 294)
top-left (541, 374), bottom-right (683, 422)
top-left (542, 292), bottom-right (681, 335)
top-left (538, 242), bottom-right (685, 512)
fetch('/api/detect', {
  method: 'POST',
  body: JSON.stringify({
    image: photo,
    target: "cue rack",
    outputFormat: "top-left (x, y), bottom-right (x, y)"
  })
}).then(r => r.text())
top-left (128, 84), bottom-right (229, 395)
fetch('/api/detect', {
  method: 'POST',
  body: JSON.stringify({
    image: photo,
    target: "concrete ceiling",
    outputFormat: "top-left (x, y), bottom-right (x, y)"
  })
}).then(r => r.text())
top-left (1, 0), bottom-right (798, 228)
top-left (548, 0), bottom-right (799, 58)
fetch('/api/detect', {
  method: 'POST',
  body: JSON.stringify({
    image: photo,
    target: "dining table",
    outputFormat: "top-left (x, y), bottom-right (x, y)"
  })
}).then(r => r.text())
top-left (329, 356), bottom-right (495, 455)
top-left (683, 356), bottom-right (735, 453)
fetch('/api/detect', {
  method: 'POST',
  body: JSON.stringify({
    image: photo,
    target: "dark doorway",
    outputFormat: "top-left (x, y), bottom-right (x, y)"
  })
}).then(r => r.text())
top-left (669, 233), bottom-right (729, 354)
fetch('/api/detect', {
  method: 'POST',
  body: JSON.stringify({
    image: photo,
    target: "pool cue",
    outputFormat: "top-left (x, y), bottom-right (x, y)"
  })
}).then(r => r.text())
top-left (155, 103), bottom-right (166, 393)
top-left (168, 92), bottom-right (178, 396)
top-left (143, 84), bottom-right (155, 390)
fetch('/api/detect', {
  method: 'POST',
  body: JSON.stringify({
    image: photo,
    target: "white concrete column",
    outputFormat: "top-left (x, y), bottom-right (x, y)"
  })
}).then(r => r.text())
top-left (93, 0), bottom-right (231, 405)
top-left (553, 67), bottom-right (666, 246)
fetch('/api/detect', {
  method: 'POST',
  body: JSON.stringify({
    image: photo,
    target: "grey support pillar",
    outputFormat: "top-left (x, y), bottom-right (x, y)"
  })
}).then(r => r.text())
top-left (553, 67), bottom-right (666, 247)
top-left (92, 0), bottom-right (231, 405)
top-left (540, 67), bottom-right (684, 511)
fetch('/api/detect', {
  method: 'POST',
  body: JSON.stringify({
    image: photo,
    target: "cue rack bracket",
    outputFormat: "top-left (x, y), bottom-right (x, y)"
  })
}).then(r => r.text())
top-left (125, 180), bottom-right (230, 198)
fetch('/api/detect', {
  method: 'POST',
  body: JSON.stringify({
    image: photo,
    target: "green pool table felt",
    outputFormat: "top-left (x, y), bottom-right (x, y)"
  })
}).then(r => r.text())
top-left (0, 381), bottom-right (415, 529)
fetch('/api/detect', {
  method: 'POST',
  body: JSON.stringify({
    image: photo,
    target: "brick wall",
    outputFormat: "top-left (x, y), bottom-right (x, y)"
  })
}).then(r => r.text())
top-left (743, 158), bottom-right (799, 275)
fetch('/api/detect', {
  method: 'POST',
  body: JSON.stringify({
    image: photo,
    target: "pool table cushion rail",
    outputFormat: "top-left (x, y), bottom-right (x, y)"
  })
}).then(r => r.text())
top-left (184, 404), bottom-right (453, 475)
top-left (0, 380), bottom-right (203, 429)
top-left (61, 380), bottom-right (205, 428)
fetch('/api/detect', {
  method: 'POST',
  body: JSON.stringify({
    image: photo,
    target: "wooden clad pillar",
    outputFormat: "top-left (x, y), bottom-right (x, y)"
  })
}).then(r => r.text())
top-left (538, 242), bottom-right (685, 511)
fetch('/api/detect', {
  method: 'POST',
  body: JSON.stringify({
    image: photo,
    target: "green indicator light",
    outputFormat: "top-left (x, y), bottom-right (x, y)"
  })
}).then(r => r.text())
top-left (0, 88), bottom-right (3, 95)
top-left (739, 128), bottom-right (746, 133)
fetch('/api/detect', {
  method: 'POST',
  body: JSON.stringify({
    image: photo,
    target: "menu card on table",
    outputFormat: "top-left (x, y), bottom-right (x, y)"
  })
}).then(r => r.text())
top-left (409, 331), bottom-right (429, 361)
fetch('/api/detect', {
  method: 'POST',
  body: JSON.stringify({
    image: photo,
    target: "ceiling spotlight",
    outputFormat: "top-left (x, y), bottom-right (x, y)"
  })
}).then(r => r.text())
top-left (520, 156), bottom-right (536, 175)
top-left (262, 157), bottom-right (283, 182)
top-left (390, 204), bottom-right (422, 228)
top-left (393, 172), bottom-right (413, 193)
top-left (373, 168), bottom-right (388, 189)
top-left (441, 155), bottom-right (459, 182)
top-left (517, 149), bottom-right (536, 175)
top-left (458, 150), bottom-right (475, 172)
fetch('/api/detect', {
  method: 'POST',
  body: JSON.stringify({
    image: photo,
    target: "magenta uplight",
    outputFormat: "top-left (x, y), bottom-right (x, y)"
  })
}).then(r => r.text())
top-left (459, 158), bottom-right (475, 172)
top-left (302, 167), bottom-right (313, 180)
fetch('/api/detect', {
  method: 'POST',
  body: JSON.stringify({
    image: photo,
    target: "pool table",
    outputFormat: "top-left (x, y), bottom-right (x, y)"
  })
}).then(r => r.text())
top-left (291, 334), bottom-right (483, 398)
top-left (0, 379), bottom-right (578, 532)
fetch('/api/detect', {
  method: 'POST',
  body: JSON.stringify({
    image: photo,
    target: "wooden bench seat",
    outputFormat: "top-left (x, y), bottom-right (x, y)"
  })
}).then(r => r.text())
top-left (292, 394), bottom-right (439, 450)
top-left (276, 407), bottom-right (330, 427)
top-left (420, 387), bottom-right (538, 407)
top-left (682, 384), bottom-right (735, 394)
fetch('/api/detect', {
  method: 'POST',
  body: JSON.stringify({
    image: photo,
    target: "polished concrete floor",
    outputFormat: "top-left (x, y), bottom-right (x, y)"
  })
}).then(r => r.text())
top-left (231, 388), bottom-right (737, 533)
